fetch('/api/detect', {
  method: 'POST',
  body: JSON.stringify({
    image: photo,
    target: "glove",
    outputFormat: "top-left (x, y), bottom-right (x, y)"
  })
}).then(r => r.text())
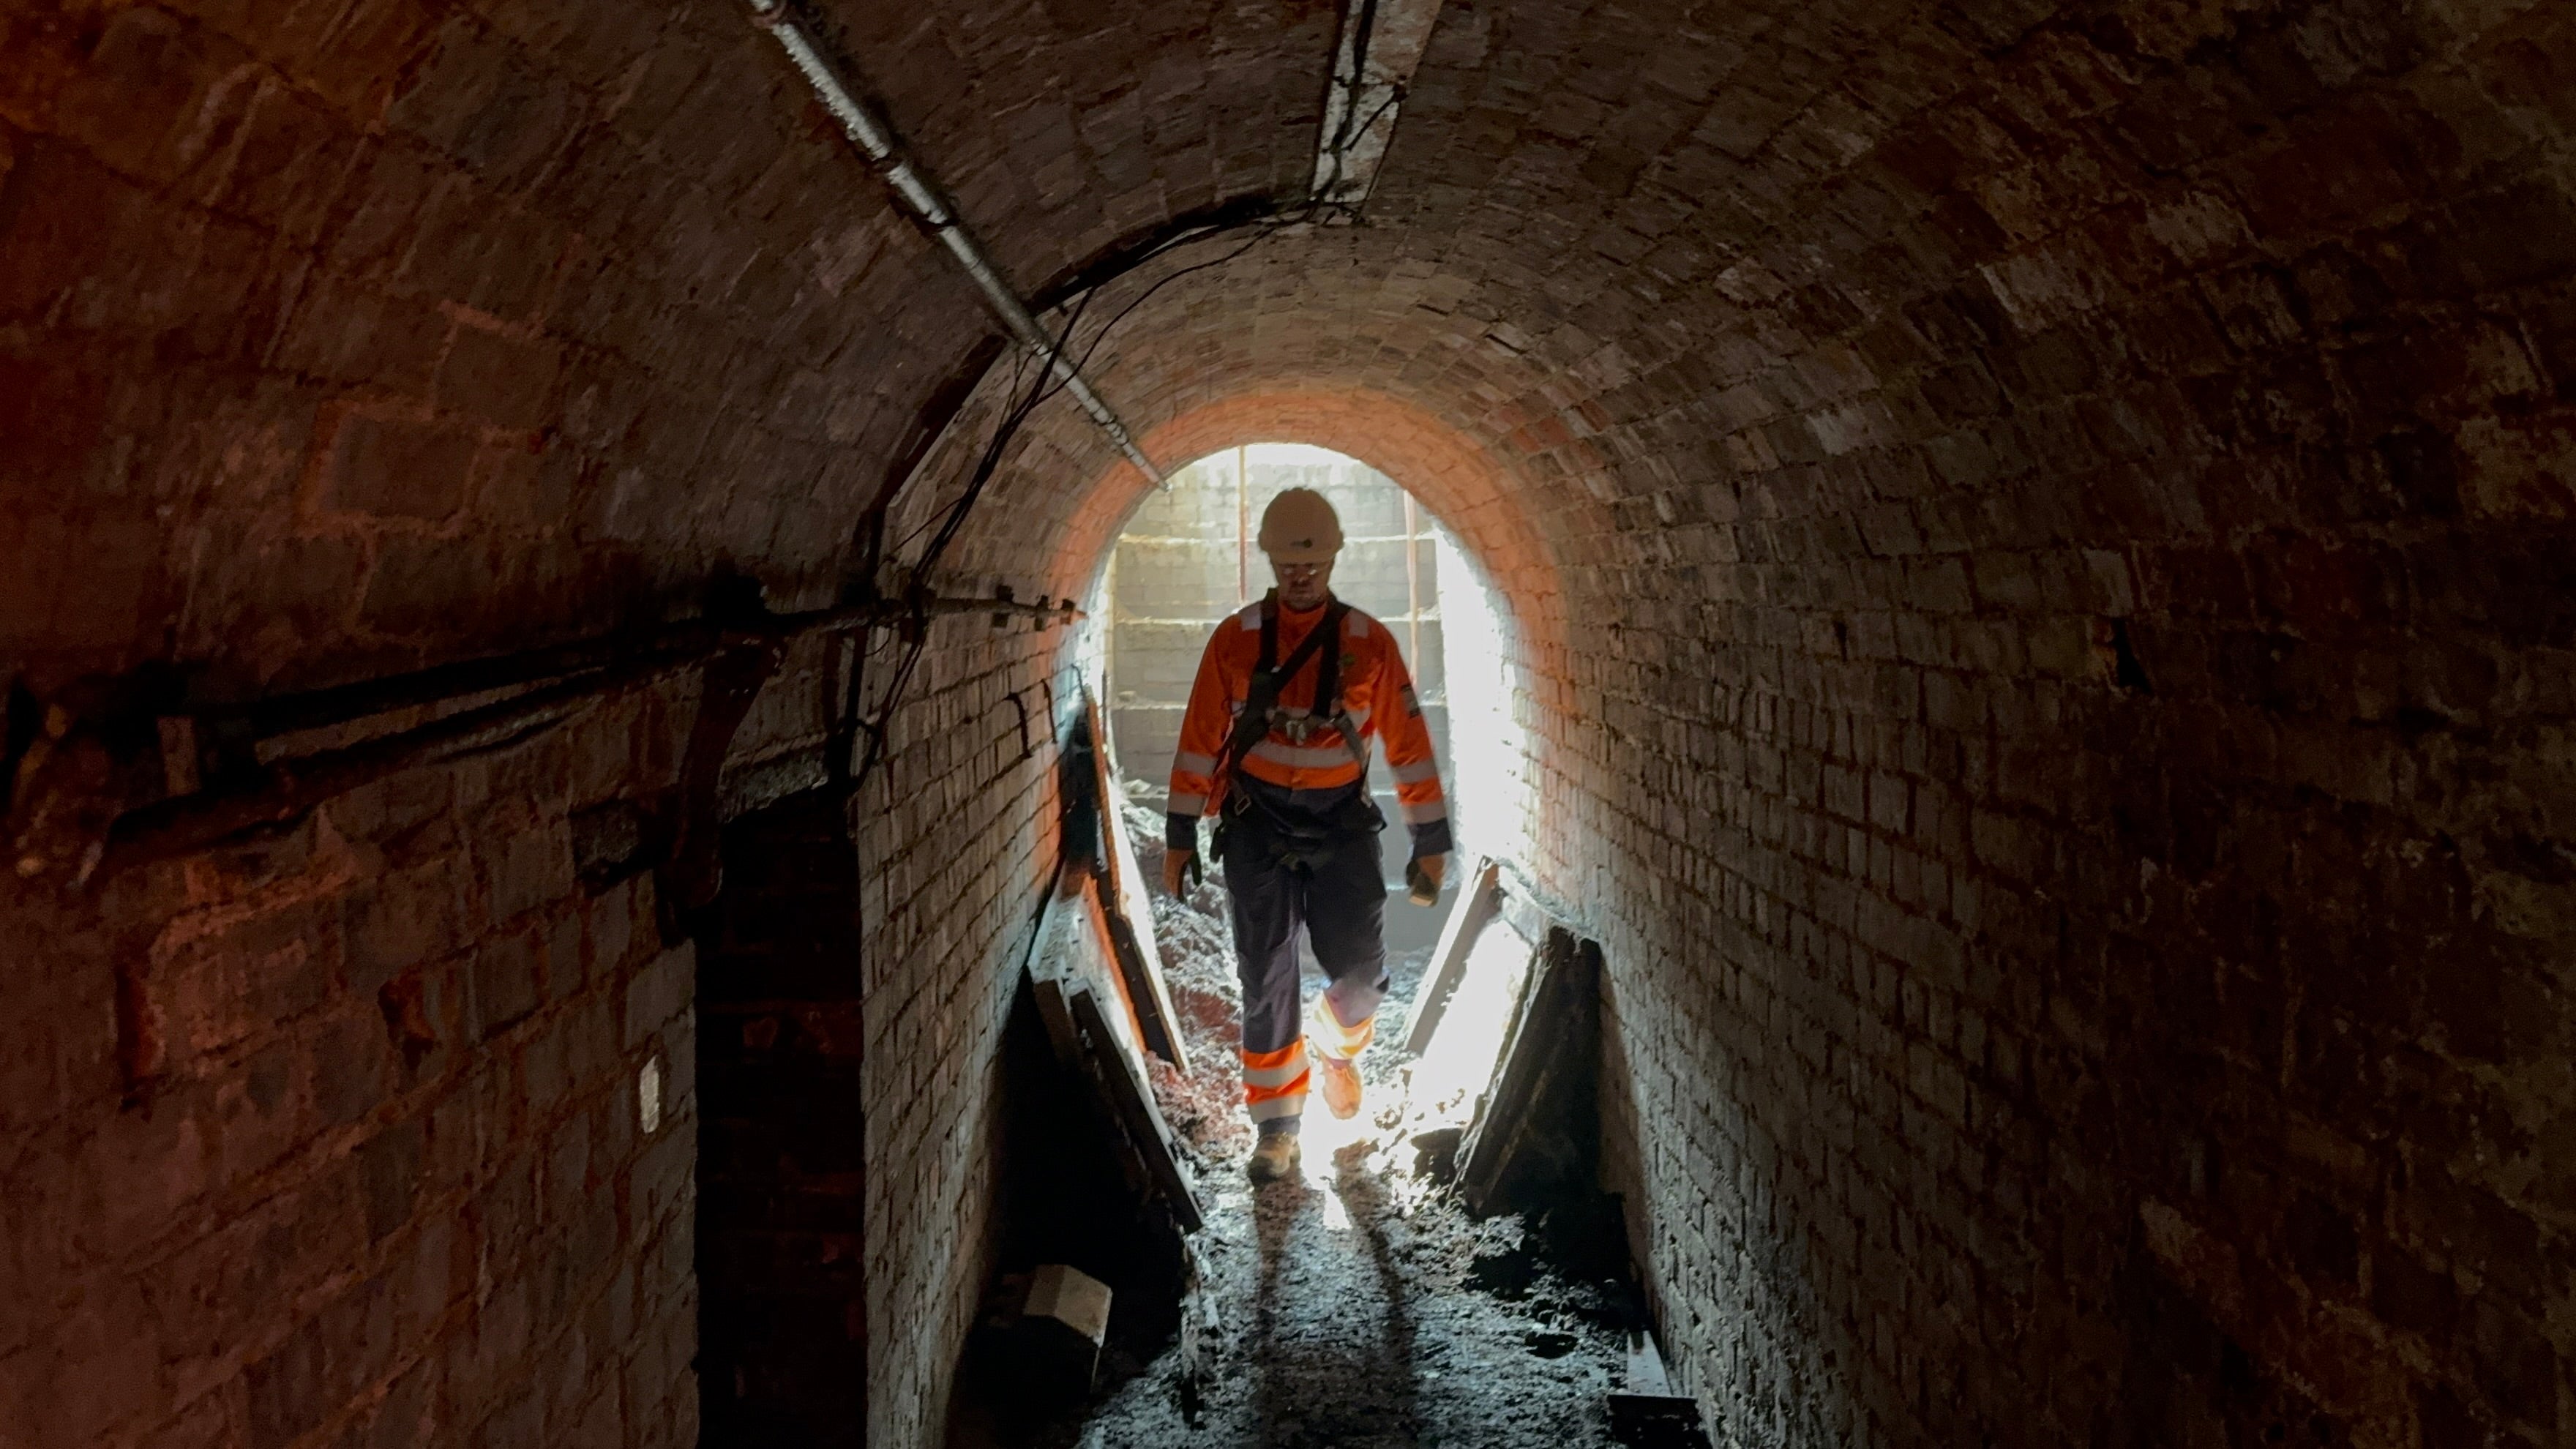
top-left (1163, 847), bottom-right (1199, 896)
top-left (1404, 852), bottom-right (1447, 906)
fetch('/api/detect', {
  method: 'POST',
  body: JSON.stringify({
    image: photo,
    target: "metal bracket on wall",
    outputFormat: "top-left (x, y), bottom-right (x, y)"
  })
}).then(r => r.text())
top-left (656, 636), bottom-right (790, 939)
top-left (6, 591), bottom-right (1085, 892)
top-left (1006, 688), bottom-right (1036, 763)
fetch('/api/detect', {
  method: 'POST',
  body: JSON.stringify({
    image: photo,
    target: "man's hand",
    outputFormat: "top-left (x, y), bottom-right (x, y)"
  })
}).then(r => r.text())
top-left (1405, 852), bottom-right (1448, 905)
top-left (1163, 847), bottom-right (1197, 897)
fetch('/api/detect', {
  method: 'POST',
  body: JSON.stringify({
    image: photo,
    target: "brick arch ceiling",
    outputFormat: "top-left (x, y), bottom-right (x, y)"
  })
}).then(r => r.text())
top-left (8, 0), bottom-right (2566, 694)
top-left (893, 0), bottom-right (2576, 715)
top-left (1046, 391), bottom-right (1570, 654)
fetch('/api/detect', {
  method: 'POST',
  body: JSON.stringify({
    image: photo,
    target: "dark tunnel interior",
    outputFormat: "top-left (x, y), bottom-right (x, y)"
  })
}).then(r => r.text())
top-left (3, 0), bottom-right (2574, 1444)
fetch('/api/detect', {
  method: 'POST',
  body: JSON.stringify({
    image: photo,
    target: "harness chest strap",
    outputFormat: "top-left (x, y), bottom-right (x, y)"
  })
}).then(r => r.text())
top-left (1217, 599), bottom-right (1368, 794)
top-left (1262, 600), bottom-right (1368, 763)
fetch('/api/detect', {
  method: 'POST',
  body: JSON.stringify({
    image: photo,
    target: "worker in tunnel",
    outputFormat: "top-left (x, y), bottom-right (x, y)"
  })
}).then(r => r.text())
top-left (1160, 487), bottom-right (1451, 1183)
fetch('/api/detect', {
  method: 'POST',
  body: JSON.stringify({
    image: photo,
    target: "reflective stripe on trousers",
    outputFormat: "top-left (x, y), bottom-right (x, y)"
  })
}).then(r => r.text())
top-left (1222, 799), bottom-right (1387, 1134)
top-left (1241, 1040), bottom-right (1310, 1123)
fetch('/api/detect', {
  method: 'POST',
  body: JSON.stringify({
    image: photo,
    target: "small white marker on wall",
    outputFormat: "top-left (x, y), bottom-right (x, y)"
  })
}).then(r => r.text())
top-left (639, 1056), bottom-right (664, 1136)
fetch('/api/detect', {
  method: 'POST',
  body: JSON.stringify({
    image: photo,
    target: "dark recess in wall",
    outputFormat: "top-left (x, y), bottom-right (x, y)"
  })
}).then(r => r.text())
top-left (946, 975), bottom-right (1191, 1445)
top-left (696, 790), bottom-right (870, 1448)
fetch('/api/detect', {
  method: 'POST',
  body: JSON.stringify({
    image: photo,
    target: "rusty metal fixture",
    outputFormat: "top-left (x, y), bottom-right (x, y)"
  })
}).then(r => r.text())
top-left (5, 591), bottom-right (1085, 889)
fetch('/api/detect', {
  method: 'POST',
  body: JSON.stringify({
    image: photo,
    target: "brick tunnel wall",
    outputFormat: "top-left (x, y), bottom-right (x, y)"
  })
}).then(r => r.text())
top-left (854, 629), bottom-right (1078, 1446)
top-left (0, 3), bottom-right (1120, 1443)
top-left (698, 621), bottom-right (1067, 1449)
top-left (0, 682), bottom-right (709, 1448)
top-left (9, 0), bottom-right (2576, 1446)
top-left (901, 4), bottom-right (2576, 1445)
top-left (0, 597), bottom-right (1064, 1449)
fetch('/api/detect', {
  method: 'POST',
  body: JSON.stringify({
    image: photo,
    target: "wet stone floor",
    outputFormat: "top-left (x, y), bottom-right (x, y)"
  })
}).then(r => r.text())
top-left (1062, 1144), bottom-right (1633, 1449)
top-left (1022, 814), bottom-right (1637, 1448)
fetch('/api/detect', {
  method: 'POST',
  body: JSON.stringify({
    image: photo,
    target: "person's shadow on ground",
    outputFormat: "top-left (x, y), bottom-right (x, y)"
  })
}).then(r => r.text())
top-left (1248, 1150), bottom-right (1420, 1449)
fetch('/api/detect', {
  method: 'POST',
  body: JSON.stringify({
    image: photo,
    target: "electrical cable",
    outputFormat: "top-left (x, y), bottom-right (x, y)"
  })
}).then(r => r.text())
top-left (845, 182), bottom-right (1380, 793)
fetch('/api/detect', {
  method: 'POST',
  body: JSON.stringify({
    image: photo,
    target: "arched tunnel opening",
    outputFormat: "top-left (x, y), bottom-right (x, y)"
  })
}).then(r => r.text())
top-left (1097, 441), bottom-right (1517, 943)
top-left (3, 1), bottom-right (2573, 1448)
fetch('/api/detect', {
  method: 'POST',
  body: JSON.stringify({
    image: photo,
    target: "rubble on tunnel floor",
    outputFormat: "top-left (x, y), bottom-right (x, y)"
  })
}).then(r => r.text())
top-left (967, 798), bottom-right (1655, 1448)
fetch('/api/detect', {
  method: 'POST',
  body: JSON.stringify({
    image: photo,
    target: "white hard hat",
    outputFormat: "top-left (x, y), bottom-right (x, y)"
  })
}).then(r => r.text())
top-left (1257, 488), bottom-right (1343, 564)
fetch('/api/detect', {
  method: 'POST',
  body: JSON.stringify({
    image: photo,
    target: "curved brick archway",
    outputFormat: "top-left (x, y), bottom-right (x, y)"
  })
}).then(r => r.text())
top-left (1051, 389), bottom-right (1568, 659)
top-left (1056, 387), bottom-right (1570, 888)
top-left (2, 1), bottom-right (2573, 1448)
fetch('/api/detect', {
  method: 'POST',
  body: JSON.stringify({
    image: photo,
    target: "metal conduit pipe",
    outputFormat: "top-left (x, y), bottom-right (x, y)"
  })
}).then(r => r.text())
top-left (61, 591), bottom-right (1088, 884)
top-left (746, 0), bottom-right (1165, 485)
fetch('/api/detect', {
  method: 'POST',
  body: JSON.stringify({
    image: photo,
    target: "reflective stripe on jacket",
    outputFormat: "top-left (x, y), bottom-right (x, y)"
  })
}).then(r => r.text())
top-left (1166, 596), bottom-right (1450, 855)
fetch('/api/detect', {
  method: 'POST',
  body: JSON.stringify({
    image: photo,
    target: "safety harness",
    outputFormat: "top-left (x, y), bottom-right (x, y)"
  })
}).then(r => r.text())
top-left (1209, 594), bottom-right (1380, 868)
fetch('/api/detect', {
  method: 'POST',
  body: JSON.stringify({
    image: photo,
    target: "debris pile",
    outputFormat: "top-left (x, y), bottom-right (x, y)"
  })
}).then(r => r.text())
top-left (989, 788), bottom-right (1655, 1448)
top-left (1123, 795), bottom-right (1254, 1158)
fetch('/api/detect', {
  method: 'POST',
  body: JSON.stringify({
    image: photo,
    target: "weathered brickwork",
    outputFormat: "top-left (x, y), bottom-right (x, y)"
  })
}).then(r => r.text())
top-left (9, 0), bottom-right (2576, 1445)
top-left (0, 0), bottom-right (1328, 694)
top-left (853, 626), bottom-right (1079, 1447)
top-left (908, 3), bottom-right (2576, 1446)
top-left (695, 792), bottom-right (866, 1446)
top-left (0, 695), bottom-right (700, 1448)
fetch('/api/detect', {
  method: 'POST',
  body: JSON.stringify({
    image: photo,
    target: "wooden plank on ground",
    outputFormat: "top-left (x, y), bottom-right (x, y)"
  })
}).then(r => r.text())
top-left (1610, 1328), bottom-right (1711, 1447)
top-left (1625, 1329), bottom-right (1672, 1393)
top-left (1023, 863), bottom-right (1083, 1068)
top-left (1082, 685), bottom-right (1187, 1069)
top-left (1030, 968), bottom-right (1081, 1070)
top-left (1024, 862), bottom-right (1205, 1233)
top-left (1030, 869), bottom-right (1153, 1126)
top-left (1402, 855), bottom-right (1501, 1054)
top-left (1407, 906), bottom-right (1538, 1126)
top-left (1069, 983), bottom-right (1204, 1232)
top-left (1457, 927), bottom-right (1602, 1216)
top-left (1102, 784), bottom-right (1188, 1071)
top-left (1076, 869), bottom-right (1159, 1078)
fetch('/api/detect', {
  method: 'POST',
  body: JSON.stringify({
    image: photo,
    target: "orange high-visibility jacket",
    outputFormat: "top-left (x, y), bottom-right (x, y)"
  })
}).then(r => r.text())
top-left (1165, 596), bottom-right (1450, 855)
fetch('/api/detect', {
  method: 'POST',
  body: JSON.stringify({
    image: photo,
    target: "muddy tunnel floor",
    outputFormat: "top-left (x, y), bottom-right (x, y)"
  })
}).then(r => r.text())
top-left (954, 800), bottom-right (1646, 1448)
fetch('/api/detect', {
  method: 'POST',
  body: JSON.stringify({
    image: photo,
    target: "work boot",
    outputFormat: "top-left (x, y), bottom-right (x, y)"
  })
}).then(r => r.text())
top-left (1247, 1131), bottom-right (1301, 1183)
top-left (1314, 1052), bottom-right (1363, 1120)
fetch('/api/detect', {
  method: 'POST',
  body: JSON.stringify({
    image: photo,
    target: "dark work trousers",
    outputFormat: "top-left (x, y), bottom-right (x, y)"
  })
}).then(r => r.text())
top-left (1220, 782), bottom-right (1389, 1135)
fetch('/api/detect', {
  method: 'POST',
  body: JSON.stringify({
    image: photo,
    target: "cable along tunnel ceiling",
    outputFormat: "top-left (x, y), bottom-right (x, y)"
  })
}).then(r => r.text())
top-left (797, 0), bottom-right (2576, 640)
top-left (4, 0), bottom-right (2574, 1447)
top-left (33, 0), bottom-right (2539, 687)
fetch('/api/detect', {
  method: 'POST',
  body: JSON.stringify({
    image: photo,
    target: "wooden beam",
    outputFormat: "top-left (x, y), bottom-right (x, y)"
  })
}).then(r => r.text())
top-left (1082, 685), bottom-right (1188, 1068)
top-left (1070, 984), bottom-right (1203, 1232)
top-left (1077, 871), bottom-right (1160, 1072)
top-left (1402, 855), bottom-right (1501, 1054)
top-left (1456, 927), bottom-right (1601, 1216)
top-left (1610, 1329), bottom-right (1712, 1447)
top-left (1025, 863), bottom-right (1202, 1232)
